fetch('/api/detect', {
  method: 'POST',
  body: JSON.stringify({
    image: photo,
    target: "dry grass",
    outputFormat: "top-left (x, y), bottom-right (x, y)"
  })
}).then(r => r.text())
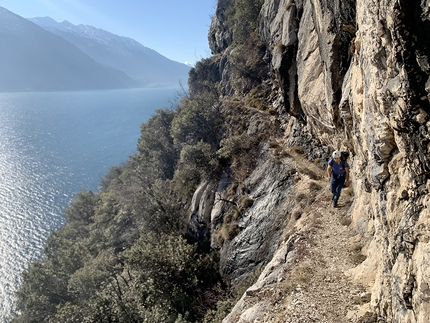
top-left (291, 146), bottom-right (304, 154)
top-left (280, 260), bottom-right (314, 296)
top-left (244, 85), bottom-right (272, 111)
top-left (217, 195), bottom-right (253, 242)
top-left (339, 216), bottom-right (352, 226)
top-left (219, 216), bottom-right (240, 241)
top-left (290, 261), bottom-right (314, 286)
top-left (276, 41), bottom-right (285, 53)
top-left (309, 181), bottom-right (322, 192)
top-left (285, 146), bottom-right (325, 181)
top-left (357, 312), bottom-right (378, 323)
top-left (351, 243), bottom-right (367, 265)
top-left (343, 185), bottom-right (354, 196)
top-left (292, 210), bottom-right (302, 220)
top-left (238, 195), bottom-right (254, 211)
top-left (269, 140), bottom-right (281, 149)
top-left (270, 143), bottom-right (291, 164)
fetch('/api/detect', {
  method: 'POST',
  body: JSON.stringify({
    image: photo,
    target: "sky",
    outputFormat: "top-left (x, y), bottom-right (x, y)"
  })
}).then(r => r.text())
top-left (0, 0), bottom-right (217, 66)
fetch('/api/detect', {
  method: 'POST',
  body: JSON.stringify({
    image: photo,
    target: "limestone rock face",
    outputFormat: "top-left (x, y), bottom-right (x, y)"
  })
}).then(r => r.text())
top-left (195, 0), bottom-right (430, 321)
top-left (208, 0), bottom-right (234, 55)
top-left (217, 156), bottom-right (296, 284)
top-left (189, 149), bottom-right (298, 284)
top-left (342, 2), bottom-right (430, 321)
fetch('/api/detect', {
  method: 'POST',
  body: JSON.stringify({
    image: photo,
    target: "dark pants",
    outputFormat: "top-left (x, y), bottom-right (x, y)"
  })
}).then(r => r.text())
top-left (330, 174), bottom-right (345, 203)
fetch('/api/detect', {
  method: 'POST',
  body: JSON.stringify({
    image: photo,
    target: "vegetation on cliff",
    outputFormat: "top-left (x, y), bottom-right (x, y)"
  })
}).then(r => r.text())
top-left (11, 2), bottom-right (270, 322)
top-left (11, 103), bottom-right (223, 322)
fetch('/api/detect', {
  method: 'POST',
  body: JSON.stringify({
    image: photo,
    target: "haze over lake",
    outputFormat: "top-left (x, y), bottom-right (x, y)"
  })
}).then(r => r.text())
top-left (0, 87), bottom-right (179, 321)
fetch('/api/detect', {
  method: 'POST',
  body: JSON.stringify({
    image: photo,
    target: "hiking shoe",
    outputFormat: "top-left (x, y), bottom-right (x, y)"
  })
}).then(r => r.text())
top-left (333, 200), bottom-right (338, 207)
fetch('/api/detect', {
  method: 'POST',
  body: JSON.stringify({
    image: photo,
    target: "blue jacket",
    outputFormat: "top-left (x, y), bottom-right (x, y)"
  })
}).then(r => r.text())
top-left (328, 158), bottom-right (349, 176)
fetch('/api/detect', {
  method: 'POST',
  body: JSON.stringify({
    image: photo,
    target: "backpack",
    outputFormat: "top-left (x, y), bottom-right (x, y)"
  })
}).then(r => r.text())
top-left (340, 151), bottom-right (349, 170)
top-left (340, 151), bottom-right (350, 187)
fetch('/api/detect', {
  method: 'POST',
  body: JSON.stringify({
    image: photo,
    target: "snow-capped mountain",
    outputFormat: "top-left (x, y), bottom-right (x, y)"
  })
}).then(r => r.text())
top-left (0, 7), bottom-right (137, 92)
top-left (28, 17), bottom-right (190, 88)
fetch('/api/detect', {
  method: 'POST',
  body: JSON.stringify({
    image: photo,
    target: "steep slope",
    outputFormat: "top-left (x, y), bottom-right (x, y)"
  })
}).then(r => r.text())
top-left (0, 7), bottom-right (135, 92)
top-left (222, 153), bottom-right (366, 322)
top-left (8, 0), bottom-right (430, 322)
top-left (187, 0), bottom-right (430, 322)
top-left (29, 17), bottom-right (191, 87)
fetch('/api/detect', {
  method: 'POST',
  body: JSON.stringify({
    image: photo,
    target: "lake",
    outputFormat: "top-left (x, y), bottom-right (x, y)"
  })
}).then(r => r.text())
top-left (0, 87), bottom-right (179, 321)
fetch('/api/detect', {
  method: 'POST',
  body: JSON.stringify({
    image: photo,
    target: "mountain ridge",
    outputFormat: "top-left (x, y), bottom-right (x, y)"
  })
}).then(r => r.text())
top-left (0, 6), bottom-right (135, 92)
top-left (28, 16), bottom-right (191, 88)
top-left (10, 0), bottom-right (430, 322)
top-left (0, 6), bottom-right (190, 92)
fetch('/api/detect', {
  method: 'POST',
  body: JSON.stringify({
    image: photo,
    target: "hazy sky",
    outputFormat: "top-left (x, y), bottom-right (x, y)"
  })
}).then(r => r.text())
top-left (0, 0), bottom-right (216, 65)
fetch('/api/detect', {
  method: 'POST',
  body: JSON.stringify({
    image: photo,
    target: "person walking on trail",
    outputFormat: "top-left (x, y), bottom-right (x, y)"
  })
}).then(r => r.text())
top-left (327, 150), bottom-right (350, 207)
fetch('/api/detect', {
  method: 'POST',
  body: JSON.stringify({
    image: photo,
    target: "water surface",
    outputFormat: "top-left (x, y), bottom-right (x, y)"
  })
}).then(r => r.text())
top-left (0, 88), bottom-right (178, 320)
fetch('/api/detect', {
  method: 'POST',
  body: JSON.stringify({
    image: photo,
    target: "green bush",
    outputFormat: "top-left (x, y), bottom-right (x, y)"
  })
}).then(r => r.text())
top-left (172, 164), bottom-right (203, 200)
top-left (136, 109), bottom-right (178, 180)
top-left (233, 0), bottom-right (264, 45)
top-left (13, 70), bottom-right (228, 323)
top-left (180, 141), bottom-right (219, 178)
top-left (64, 190), bottom-right (97, 224)
top-left (188, 56), bottom-right (221, 96)
top-left (171, 92), bottom-right (220, 146)
top-left (228, 31), bottom-right (267, 93)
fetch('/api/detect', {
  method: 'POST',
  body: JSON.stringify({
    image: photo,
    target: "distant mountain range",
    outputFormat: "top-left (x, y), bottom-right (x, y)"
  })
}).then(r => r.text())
top-left (0, 7), bottom-right (190, 92)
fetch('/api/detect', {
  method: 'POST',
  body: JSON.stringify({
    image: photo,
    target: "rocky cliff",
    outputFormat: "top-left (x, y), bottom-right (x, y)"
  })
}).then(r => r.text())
top-left (189, 0), bottom-right (430, 322)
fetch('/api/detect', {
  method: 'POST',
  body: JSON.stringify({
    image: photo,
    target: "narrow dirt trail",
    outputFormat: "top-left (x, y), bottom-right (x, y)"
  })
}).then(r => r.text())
top-left (222, 153), bottom-right (372, 323)
top-left (281, 187), bottom-right (368, 323)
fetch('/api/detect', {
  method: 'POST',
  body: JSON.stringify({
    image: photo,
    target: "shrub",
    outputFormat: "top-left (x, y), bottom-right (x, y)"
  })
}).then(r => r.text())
top-left (339, 216), bottom-right (352, 226)
top-left (99, 165), bottom-right (123, 192)
top-left (172, 164), bottom-right (203, 200)
top-left (292, 146), bottom-right (304, 154)
top-left (238, 196), bottom-right (254, 211)
top-left (357, 312), bottom-right (378, 323)
top-left (171, 141), bottom-right (220, 201)
top-left (244, 85), bottom-right (271, 110)
top-left (276, 41), bottom-right (285, 52)
top-left (217, 133), bottom-right (259, 182)
top-left (180, 141), bottom-right (219, 179)
top-left (202, 277), bottom-right (254, 323)
top-left (280, 260), bottom-right (314, 295)
top-left (233, 0), bottom-right (265, 44)
top-left (136, 109), bottom-right (178, 180)
top-left (302, 168), bottom-right (320, 180)
top-left (171, 92), bottom-right (220, 146)
top-left (219, 208), bottom-right (241, 241)
top-left (228, 32), bottom-right (267, 93)
top-left (64, 190), bottom-right (97, 224)
top-left (188, 56), bottom-right (221, 96)
top-left (292, 210), bottom-right (302, 220)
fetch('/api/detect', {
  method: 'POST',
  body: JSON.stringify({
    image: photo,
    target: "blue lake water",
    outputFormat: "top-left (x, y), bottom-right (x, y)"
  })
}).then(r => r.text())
top-left (0, 87), bottom-right (179, 321)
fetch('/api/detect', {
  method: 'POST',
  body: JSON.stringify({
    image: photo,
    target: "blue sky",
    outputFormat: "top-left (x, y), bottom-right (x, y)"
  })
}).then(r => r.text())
top-left (0, 0), bottom-right (216, 65)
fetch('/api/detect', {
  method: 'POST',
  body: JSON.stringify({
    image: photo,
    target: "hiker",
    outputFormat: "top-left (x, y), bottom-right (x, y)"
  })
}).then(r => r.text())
top-left (326, 150), bottom-right (350, 207)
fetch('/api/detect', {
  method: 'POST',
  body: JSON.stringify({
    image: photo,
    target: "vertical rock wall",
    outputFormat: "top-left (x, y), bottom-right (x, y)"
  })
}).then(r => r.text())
top-left (341, 1), bottom-right (430, 321)
top-left (274, 0), bottom-right (430, 321)
top-left (202, 0), bottom-right (430, 321)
